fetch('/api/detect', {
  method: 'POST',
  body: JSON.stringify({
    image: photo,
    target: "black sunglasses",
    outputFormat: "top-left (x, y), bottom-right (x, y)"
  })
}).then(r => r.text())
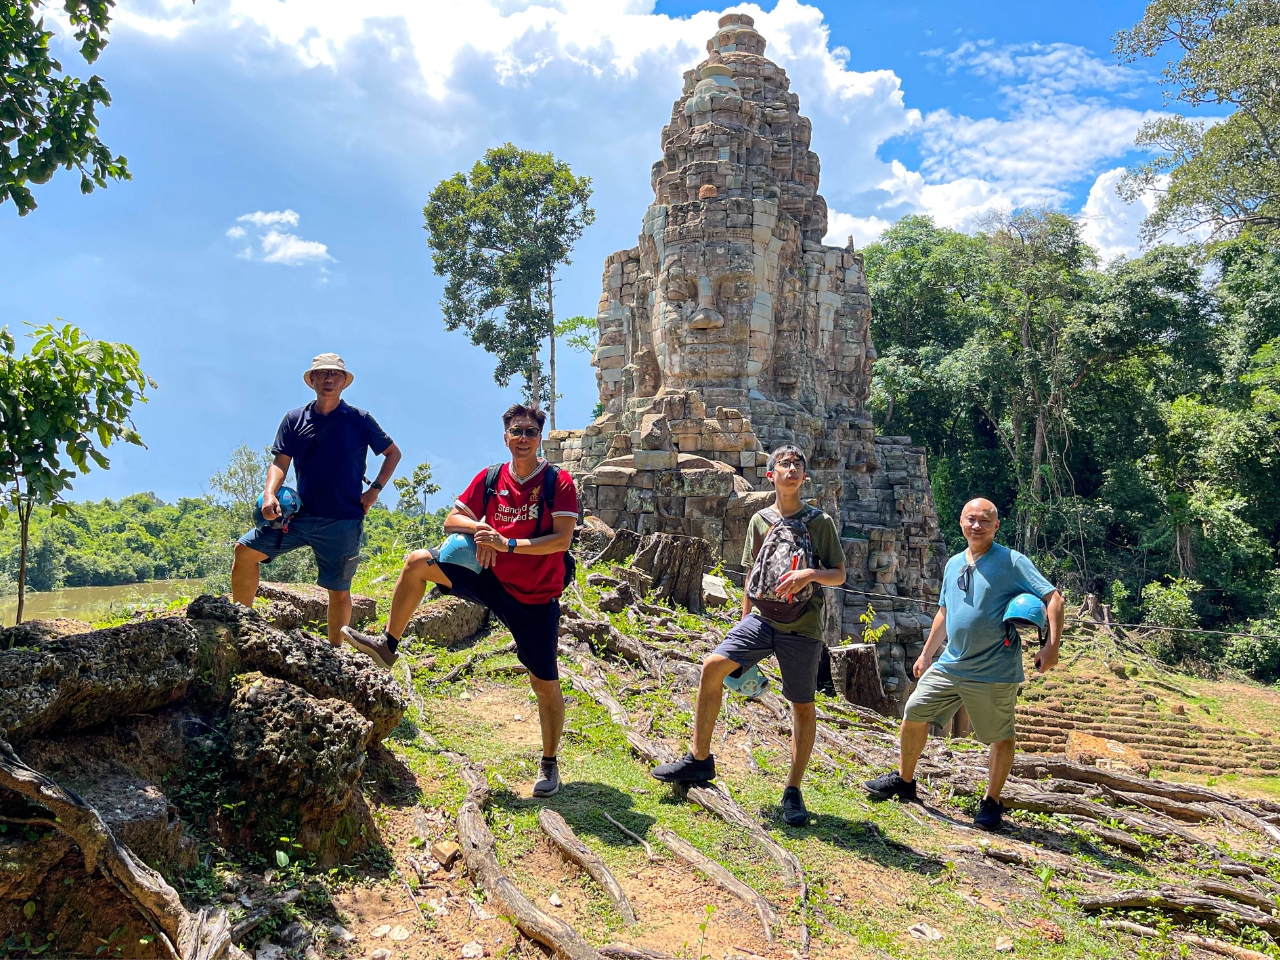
top-left (507, 427), bottom-right (541, 439)
top-left (957, 562), bottom-right (975, 592)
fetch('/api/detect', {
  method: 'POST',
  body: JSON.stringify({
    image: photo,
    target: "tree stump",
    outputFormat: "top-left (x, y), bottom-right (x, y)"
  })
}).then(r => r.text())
top-left (629, 534), bottom-right (710, 614)
top-left (829, 643), bottom-right (893, 716)
top-left (591, 528), bottom-right (643, 566)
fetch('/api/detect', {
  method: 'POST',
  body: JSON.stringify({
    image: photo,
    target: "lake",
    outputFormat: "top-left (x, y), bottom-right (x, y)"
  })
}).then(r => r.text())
top-left (0, 579), bottom-right (209, 628)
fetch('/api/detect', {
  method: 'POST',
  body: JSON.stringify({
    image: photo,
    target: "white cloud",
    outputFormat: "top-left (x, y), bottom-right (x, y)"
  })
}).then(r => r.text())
top-left (227, 210), bottom-right (331, 265)
top-left (127, 4), bottom-right (1175, 267)
top-left (1079, 167), bottom-right (1154, 262)
top-left (823, 210), bottom-right (892, 248)
top-left (237, 209), bottom-right (300, 228)
top-left (260, 229), bottom-right (332, 265)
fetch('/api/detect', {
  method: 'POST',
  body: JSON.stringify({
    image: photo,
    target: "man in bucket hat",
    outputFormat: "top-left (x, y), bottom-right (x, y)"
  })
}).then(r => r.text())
top-left (231, 353), bottom-right (401, 645)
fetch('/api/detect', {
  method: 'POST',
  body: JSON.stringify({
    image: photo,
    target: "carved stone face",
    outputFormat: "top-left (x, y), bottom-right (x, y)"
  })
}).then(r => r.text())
top-left (651, 228), bottom-right (757, 398)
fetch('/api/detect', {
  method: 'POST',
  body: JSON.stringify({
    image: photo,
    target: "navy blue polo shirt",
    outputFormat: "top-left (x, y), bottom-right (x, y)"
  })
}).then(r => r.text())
top-left (272, 400), bottom-right (392, 520)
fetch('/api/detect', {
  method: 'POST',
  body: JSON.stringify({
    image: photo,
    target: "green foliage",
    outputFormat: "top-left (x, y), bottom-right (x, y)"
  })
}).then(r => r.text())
top-left (1142, 577), bottom-right (1204, 663)
top-left (393, 461), bottom-right (441, 516)
top-left (555, 314), bottom-right (599, 354)
top-left (1, 0), bottom-right (131, 215)
top-left (859, 604), bottom-right (890, 644)
top-left (863, 214), bottom-right (1280, 660)
top-left (207, 444), bottom-right (273, 528)
top-left (0, 322), bottom-right (152, 620)
top-left (424, 143), bottom-right (595, 405)
top-left (1115, 0), bottom-right (1280, 240)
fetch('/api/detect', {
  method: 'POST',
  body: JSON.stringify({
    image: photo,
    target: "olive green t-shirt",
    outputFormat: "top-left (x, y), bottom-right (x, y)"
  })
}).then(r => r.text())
top-left (742, 506), bottom-right (845, 641)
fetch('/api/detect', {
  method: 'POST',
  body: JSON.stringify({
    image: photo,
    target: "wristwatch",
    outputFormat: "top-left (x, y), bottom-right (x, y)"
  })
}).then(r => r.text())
top-left (507, 538), bottom-right (517, 553)
top-left (369, 481), bottom-right (383, 490)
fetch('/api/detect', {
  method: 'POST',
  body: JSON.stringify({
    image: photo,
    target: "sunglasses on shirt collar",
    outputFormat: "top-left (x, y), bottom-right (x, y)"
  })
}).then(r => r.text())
top-left (957, 562), bottom-right (976, 592)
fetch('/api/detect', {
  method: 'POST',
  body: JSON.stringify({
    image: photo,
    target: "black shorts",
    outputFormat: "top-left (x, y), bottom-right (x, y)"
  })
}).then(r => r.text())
top-left (436, 562), bottom-right (561, 682)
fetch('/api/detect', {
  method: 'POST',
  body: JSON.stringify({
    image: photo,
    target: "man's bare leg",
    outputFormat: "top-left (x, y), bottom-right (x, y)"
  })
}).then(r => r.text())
top-left (530, 675), bottom-right (565, 758)
top-left (692, 655), bottom-right (742, 760)
top-left (899, 719), bottom-right (930, 782)
top-left (326, 590), bottom-right (352, 647)
top-left (386, 549), bottom-right (453, 638)
top-left (788, 701), bottom-right (816, 788)
top-left (986, 737), bottom-right (1016, 801)
top-left (231, 543), bottom-right (267, 608)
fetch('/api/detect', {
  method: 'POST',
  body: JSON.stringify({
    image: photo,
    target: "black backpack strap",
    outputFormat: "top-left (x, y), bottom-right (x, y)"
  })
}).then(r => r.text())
top-left (537, 464), bottom-right (560, 536)
top-left (480, 463), bottom-right (502, 523)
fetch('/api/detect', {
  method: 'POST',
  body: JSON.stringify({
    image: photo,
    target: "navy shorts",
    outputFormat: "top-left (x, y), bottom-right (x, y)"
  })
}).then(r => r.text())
top-left (436, 562), bottom-right (561, 682)
top-left (238, 516), bottom-right (363, 592)
top-left (713, 613), bottom-right (824, 704)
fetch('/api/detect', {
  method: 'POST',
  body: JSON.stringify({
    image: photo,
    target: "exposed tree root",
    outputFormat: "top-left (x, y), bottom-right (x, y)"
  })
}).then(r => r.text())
top-left (601, 811), bottom-right (655, 860)
top-left (0, 738), bottom-right (245, 960)
top-left (686, 785), bottom-right (802, 887)
top-left (654, 828), bottom-right (778, 943)
top-left (445, 752), bottom-right (602, 960)
top-left (432, 641), bottom-right (517, 686)
top-left (539, 809), bottom-right (638, 925)
top-left (1079, 889), bottom-right (1280, 937)
top-left (1102, 920), bottom-right (1274, 960)
top-left (598, 943), bottom-right (672, 960)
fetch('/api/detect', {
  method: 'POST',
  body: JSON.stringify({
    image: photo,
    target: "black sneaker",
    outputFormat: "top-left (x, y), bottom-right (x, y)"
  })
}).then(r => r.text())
top-left (781, 786), bottom-right (809, 826)
top-left (974, 796), bottom-right (1004, 831)
top-left (341, 626), bottom-right (399, 670)
top-left (532, 759), bottom-right (561, 798)
top-left (651, 751), bottom-right (716, 784)
top-left (864, 771), bottom-right (919, 803)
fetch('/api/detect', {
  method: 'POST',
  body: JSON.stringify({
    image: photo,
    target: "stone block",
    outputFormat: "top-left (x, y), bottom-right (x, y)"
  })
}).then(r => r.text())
top-left (655, 496), bottom-right (684, 518)
top-left (633, 450), bottom-right (679, 470)
top-left (684, 496), bottom-right (725, 518)
top-left (597, 485), bottom-right (628, 511)
top-left (690, 517), bottom-right (724, 545)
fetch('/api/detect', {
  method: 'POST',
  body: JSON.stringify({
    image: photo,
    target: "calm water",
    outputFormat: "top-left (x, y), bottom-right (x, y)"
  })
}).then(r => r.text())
top-left (0, 579), bottom-right (208, 627)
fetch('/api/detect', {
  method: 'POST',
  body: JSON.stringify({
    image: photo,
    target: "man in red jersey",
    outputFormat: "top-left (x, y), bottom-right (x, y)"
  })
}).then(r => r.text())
top-left (343, 404), bottom-right (578, 797)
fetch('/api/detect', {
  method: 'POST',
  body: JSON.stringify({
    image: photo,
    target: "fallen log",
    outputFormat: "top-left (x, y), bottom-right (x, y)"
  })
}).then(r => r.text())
top-left (1188, 878), bottom-right (1280, 912)
top-left (447, 753), bottom-right (602, 960)
top-left (0, 738), bottom-right (245, 960)
top-left (539, 809), bottom-right (637, 924)
top-left (686, 785), bottom-right (802, 888)
top-left (654, 828), bottom-right (778, 943)
top-left (1079, 888), bottom-right (1280, 937)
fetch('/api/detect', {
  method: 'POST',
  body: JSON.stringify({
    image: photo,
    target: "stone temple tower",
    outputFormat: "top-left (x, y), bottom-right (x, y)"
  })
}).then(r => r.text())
top-left (545, 14), bottom-right (947, 676)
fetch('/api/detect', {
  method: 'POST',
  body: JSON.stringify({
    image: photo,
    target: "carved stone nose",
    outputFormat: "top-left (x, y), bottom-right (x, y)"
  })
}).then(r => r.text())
top-left (689, 275), bottom-right (725, 329)
top-left (689, 306), bottom-right (725, 329)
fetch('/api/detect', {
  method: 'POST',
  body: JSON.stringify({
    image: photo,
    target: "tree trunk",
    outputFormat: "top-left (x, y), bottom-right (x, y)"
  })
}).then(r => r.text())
top-left (630, 533), bottom-right (710, 614)
top-left (592, 528), bottom-right (643, 566)
top-left (547, 270), bottom-right (557, 430)
top-left (15, 493), bottom-right (32, 625)
top-left (828, 643), bottom-right (894, 716)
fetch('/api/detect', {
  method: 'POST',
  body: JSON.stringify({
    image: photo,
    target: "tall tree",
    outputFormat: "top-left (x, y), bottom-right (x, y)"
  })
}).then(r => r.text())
top-left (1116, 0), bottom-right (1280, 240)
top-left (393, 461), bottom-right (441, 541)
top-left (2, 0), bottom-right (131, 215)
top-left (208, 445), bottom-right (274, 528)
top-left (0, 322), bottom-right (152, 621)
top-left (424, 144), bottom-right (594, 427)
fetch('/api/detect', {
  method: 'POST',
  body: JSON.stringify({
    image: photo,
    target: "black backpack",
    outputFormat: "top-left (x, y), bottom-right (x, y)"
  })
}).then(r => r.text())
top-left (481, 463), bottom-right (577, 590)
top-left (744, 505), bottom-right (821, 623)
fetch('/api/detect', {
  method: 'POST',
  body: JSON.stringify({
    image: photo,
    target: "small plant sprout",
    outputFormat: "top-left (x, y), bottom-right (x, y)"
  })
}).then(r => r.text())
top-left (696, 904), bottom-right (716, 960)
top-left (860, 603), bottom-right (890, 644)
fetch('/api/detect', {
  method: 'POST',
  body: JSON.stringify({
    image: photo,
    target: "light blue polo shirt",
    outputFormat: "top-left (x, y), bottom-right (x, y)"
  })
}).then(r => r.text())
top-left (935, 543), bottom-right (1055, 684)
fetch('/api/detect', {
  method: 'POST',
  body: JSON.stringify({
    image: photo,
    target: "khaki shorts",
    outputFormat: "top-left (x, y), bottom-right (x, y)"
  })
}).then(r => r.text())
top-left (904, 668), bottom-right (1020, 745)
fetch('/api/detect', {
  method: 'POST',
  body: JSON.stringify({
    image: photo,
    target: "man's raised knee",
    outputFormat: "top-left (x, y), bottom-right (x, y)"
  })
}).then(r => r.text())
top-left (234, 542), bottom-right (266, 564)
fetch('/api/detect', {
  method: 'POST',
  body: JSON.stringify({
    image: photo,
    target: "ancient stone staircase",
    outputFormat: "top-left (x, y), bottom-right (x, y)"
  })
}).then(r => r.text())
top-left (1016, 673), bottom-right (1280, 777)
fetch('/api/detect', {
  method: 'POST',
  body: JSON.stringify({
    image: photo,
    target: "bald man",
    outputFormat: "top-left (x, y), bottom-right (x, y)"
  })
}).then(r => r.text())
top-left (864, 498), bottom-right (1064, 830)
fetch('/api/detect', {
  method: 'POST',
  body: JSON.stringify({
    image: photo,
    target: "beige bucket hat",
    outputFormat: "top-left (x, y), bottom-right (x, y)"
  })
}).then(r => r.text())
top-left (303, 353), bottom-right (354, 387)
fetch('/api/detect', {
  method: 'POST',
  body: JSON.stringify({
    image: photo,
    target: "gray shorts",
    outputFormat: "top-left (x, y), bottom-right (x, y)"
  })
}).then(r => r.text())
top-left (713, 613), bottom-right (823, 704)
top-left (904, 668), bottom-right (1020, 745)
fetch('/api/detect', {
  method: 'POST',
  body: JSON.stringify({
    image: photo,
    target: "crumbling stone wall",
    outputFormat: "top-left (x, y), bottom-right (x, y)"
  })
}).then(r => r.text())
top-left (546, 13), bottom-right (946, 649)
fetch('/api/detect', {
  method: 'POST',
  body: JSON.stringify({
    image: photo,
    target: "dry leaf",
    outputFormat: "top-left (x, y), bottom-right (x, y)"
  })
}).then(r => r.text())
top-left (370, 924), bottom-right (391, 939)
top-left (995, 936), bottom-right (1014, 952)
top-left (908, 923), bottom-right (943, 941)
top-left (389, 926), bottom-right (411, 942)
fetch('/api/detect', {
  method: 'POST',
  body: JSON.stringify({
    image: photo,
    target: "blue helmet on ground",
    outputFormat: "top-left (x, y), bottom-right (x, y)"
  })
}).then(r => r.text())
top-left (437, 533), bottom-right (482, 574)
top-left (1004, 592), bottom-right (1048, 644)
top-left (254, 487), bottom-right (302, 530)
top-left (723, 663), bottom-right (770, 699)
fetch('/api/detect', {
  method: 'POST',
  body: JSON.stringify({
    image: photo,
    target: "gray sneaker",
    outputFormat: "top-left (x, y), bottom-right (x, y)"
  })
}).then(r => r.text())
top-left (532, 759), bottom-right (561, 798)
top-left (341, 626), bottom-right (398, 670)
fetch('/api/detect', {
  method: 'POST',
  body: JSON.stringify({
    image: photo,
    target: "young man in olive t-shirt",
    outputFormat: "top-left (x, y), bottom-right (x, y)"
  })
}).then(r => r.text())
top-left (652, 444), bottom-right (845, 826)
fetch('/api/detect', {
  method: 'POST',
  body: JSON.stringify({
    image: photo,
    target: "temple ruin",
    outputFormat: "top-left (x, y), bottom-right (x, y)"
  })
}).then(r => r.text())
top-left (545, 14), bottom-right (947, 694)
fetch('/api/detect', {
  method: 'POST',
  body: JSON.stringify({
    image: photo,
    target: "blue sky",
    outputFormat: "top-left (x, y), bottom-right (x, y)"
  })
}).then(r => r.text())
top-left (1, 0), bottom-right (1187, 512)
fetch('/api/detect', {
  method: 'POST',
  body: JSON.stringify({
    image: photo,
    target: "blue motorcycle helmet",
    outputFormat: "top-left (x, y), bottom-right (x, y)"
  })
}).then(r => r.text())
top-left (254, 486), bottom-right (302, 530)
top-left (1004, 592), bottom-right (1048, 645)
top-left (723, 663), bottom-right (770, 699)
top-left (437, 533), bottom-right (483, 574)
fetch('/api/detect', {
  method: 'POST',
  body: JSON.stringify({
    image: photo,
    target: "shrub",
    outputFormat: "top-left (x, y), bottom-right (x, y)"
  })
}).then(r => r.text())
top-left (1224, 625), bottom-right (1280, 684)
